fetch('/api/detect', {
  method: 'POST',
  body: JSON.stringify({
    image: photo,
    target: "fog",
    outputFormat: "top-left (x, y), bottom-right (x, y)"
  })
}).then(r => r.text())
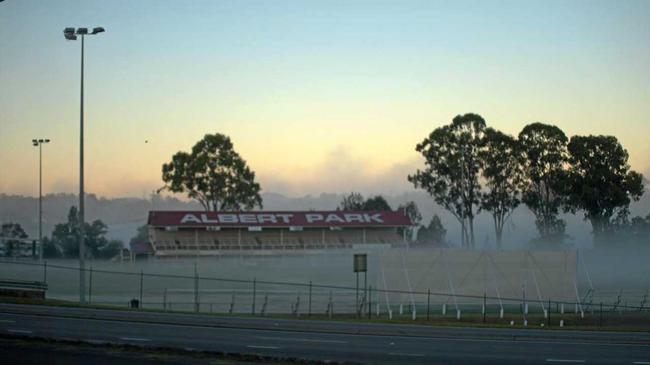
top-left (2, 188), bottom-right (648, 249)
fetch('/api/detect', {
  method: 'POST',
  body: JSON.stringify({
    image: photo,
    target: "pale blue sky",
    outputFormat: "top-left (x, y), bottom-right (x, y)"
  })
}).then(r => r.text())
top-left (1, 0), bottom-right (649, 197)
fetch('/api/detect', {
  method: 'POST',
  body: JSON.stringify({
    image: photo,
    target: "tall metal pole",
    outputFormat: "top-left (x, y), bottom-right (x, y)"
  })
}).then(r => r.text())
top-left (79, 34), bottom-right (86, 304)
top-left (38, 143), bottom-right (43, 261)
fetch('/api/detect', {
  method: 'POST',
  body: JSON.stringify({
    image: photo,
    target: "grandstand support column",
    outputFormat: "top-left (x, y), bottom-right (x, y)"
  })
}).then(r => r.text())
top-left (237, 229), bottom-right (241, 250)
top-left (363, 228), bottom-right (366, 244)
top-left (280, 229), bottom-right (284, 249)
top-left (321, 229), bottom-right (325, 247)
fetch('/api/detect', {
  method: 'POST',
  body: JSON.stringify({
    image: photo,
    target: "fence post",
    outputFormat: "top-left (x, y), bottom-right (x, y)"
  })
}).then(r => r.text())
top-left (43, 261), bottom-right (47, 284)
top-left (483, 292), bottom-right (486, 323)
top-left (327, 291), bottom-right (333, 318)
top-left (252, 277), bottom-right (256, 315)
top-left (599, 302), bottom-right (603, 327)
top-left (308, 281), bottom-right (312, 317)
top-left (194, 268), bottom-right (199, 313)
top-left (356, 272), bottom-right (359, 317)
top-left (88, 266), bottom-right (93, 304)
top-left (368, 285), bottom-right (372, 319)
top-left (139, 270), bottom-right (144, 308)
top-left (427, 289), bottom-right (431, 321)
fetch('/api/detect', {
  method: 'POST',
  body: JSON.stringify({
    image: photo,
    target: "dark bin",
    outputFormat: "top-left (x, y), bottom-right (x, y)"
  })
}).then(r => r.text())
top-left (130, 299), bottom-right (140, 309)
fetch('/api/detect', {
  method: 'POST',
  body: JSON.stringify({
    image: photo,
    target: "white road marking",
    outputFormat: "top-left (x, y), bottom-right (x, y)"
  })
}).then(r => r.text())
top-left (119, 337), bottom-right (150, 342)
top-left (546, 359), bottom-right (585, 363)
top-left (255, 336), bottom-right (347, 344)
top-left (247, 345), bottom-right (280, 350)
top-left (7, 329), bottom-right (32, 334)
top-left (388, 352), bottom-right (425, 357)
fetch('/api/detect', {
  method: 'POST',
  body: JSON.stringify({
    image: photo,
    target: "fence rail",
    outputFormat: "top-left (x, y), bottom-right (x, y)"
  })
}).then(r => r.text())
top-left (1, 259), bottom-right (648, 328)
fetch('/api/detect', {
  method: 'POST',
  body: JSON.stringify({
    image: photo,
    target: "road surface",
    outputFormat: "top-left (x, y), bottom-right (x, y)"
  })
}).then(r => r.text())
top-left (1, 303), bottom-right (649, 364)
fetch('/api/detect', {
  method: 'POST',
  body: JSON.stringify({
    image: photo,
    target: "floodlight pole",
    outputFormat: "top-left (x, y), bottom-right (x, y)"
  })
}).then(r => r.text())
top-left (38, 141), bottom-right (44, 261)
top-left (33, 139), bottom-right (50, 261)
top-left (64, 27), bottom-right (103, 304)
top-left (79, 33), bottom-right (86, 305)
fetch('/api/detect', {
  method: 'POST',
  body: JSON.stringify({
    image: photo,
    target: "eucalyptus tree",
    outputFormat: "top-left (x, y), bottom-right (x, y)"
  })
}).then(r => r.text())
top-left (479, 128), bottom-right (524, 248)
top-left (338, 193), bottom-right (392, 211)
top-left (363, 195), bottom-right (392, 210)
top-left (565, 135), bottom-right (644, 245)
top-left (398, 201), bottom-right (422, 242)
top-left (518, 123), bottom-right (569, 244)
top-left (416, 215), bottom-right (447, 245)
top-left (161, 133), bottom-right (263, 211)
top-left (409, 113), bottom-right (486, 248)
top-left (338, 192), bottom-right (367, 210)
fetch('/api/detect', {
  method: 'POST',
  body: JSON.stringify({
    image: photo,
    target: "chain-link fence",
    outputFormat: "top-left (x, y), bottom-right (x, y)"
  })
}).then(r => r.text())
top-left (1, 258), bottom-right (649, 329)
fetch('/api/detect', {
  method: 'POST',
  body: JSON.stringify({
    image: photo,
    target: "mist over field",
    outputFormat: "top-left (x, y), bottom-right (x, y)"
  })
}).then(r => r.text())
top-left (2, 186), bottom-right (648, 249)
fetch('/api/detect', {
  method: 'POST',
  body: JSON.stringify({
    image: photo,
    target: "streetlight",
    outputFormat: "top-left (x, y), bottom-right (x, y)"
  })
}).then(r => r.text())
top-left (63, 26), bottom-right (105, 304)
top-left (32, 138), bottom-right (50, 261)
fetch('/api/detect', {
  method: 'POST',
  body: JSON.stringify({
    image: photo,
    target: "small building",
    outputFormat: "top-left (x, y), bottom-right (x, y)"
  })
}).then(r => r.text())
top-left (128, 241), bottom-right (154, 260)
top-left (147, 210), bottom-right (411, 257)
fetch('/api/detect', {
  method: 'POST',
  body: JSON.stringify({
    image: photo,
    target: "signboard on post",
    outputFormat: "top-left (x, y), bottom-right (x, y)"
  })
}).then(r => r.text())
top-left (354, 254), bottom-right (367, 273)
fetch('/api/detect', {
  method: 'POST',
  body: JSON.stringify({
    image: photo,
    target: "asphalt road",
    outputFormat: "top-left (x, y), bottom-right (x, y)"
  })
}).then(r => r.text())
top-left (1, 303), bottom-right (649, 364)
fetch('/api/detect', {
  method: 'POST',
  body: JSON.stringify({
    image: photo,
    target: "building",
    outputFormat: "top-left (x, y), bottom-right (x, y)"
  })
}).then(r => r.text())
top-left (128, 241), bottom-right (155, 261)
top-left (147, 210), bottom-right (411, 257)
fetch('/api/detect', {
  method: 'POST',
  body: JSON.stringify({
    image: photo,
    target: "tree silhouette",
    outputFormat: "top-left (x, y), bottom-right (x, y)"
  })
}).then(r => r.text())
top-left (565, 135), bottom-right (644, 245)
top-left (518, 123), bottom-right (569, 244)
top-left (161, 133), bottom-right (262, 211)
top-left (409, 113), bottom-right (485, 248)
top-left (479, 128), bottom-right (524, 248)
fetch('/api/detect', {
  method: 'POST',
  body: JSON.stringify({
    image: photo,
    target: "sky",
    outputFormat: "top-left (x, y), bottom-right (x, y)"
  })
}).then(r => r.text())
top-left (1, 0), bottom-right (649, 198)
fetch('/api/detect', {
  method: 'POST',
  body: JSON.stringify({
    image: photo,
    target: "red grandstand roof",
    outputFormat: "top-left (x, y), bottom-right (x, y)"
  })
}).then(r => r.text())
top-left (148, 210), bottom-right (411, 228)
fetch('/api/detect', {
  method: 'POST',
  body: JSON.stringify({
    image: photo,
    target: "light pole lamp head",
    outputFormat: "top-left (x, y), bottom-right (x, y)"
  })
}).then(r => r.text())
top-left (32, 139), bottom-right (38, 146)
top-left (44, 139), bottom-right (50, 143)
top-left (64, 27), bottom-right (77, 40)
top-left (92, 27), bottom-right (105, 34)
top-left (76, 28), bottom-right (89, 35)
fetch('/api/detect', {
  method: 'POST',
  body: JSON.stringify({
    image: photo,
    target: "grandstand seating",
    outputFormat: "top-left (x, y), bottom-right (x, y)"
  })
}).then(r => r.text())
top-left (149, 227), bottom-right (404, 256)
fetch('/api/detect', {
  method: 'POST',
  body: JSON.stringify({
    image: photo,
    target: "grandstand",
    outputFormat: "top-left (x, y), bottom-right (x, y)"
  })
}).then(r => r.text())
top-left (147, 210), bottom-right (411, 257)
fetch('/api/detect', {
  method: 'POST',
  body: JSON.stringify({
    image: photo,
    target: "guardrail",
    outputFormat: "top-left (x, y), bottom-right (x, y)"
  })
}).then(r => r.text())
top-left (0, 279), bottom-right (48, 291)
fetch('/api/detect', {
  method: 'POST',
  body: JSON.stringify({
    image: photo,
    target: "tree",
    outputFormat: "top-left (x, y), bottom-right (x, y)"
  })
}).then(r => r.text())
top-left (518, 123), bottom-right (569, 244)
top-left (629, 213), bottom-right (650, 242)
top-left (565, 135), bottom-right (644, 245)
top-left (41, 237), bottom-right (62, 258)
top-left (51, 206), bottom-right (120, 259)
top-left (409, 113), bottom-right (486, 248)
top-left (362, 195), bottom-right (392, 211)
top-left (398, 201), bottom-right (422, 242)
top-left (479, 128), bottom-right (524, 248)
top-left (130, 224), bottom-right (149, 247)
top-left (1, 223), bottom-right (28, 257)
top-left (97, 239), bottom-right (123, 259)
top-left (416, 215), bottom-right (447, 245)
top-left (338, 193), bottom-right (392, 211)
top-left (161, 133), bottom-right (263, 211)
top-left (603, 212), bottom-right (650, 245)
top-left (338, 192), bottom-right (365, 210)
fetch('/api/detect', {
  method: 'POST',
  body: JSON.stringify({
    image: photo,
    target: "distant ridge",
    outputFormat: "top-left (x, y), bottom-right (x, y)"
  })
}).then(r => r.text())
top-left (1, 189), bottom-right (648, 248)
